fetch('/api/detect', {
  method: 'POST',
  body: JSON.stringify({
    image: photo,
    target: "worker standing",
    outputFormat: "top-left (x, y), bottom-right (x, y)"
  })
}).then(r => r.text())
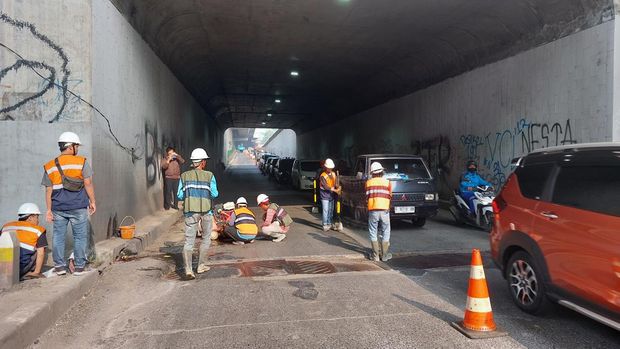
top-left (1, 203), bottom-right (48, 279)
top-left (365, 162), bottom-right (392, 261)
top-left (177, 148), bottom-right (218, 279)
top-left (42, 132), bottom-right (96, 276)
top-left (257, 194), bottom-right (291, 242)
top-left (319, 158), bottom-right (338, 231)
top-left (224, 197), bottom-right (258, 245)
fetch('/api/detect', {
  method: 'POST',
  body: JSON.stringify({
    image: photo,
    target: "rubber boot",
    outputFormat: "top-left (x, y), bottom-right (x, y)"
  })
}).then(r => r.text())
top-left (381, 241), bottom-right (392, 262)
top-left (183, 250), bottom-right (195, 279)
top-left (370, 241), bottom-right (380, 261)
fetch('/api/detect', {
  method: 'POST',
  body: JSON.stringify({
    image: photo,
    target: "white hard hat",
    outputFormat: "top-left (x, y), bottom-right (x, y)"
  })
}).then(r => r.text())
top-left (324, 158), bottom-right (335, 169)
top-left (58, 132), bottom-right (81, 145)
top-left (370, 162), bottom-right (384, 174)
top-left (17, 203), bottom-right (41, 216)
top-left (223, 202), bottom-right (235, 210)
top-left (236, 197), bottom-right (248, 206)
top-left (190, 148), bottom-right (209, 161)
top-left (256, 194), bottom-right (269, 205)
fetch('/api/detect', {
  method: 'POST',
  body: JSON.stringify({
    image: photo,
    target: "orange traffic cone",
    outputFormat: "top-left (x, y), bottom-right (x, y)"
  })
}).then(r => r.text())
top-left (451, 249), bottom-right (507, 339)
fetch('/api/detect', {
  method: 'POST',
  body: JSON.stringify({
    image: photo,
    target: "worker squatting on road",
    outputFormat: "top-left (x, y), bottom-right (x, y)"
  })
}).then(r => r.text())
top-left (223, 197), bottom-right (258, 245)
top-left (1, 203), bottom-right (48, 279)
top-left (366, 162), bottom-right (393, 261)
top-left (177, 148), bottom-right (219, 279)
top-left (42, 132), bottom-right (96, 276)
top-left (257, 194), bottom-right (292, 242)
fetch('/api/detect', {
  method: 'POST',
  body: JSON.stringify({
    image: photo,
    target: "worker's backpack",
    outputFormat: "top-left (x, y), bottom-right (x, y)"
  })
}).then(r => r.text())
top-left (270, 203), bottom-right (293, 227)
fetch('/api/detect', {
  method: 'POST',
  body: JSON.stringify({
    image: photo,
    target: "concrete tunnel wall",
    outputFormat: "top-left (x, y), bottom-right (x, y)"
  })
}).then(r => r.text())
top-left (263, 129), bottom-right (297, 158)
top-left (0, 1), bottom-right (222, 245)
top-left (297, 20), bottom-right (615, 198)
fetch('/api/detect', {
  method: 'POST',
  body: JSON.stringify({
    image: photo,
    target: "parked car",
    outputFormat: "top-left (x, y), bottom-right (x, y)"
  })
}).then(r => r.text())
top-left (259, 155), bottom-right (277, 175)
top-left (291, 159), bottom-right (322, 190)
top-left (340, 154), bottom-right (439, 227)
top-left (490, 143), bottom-right (620, 330)
top-left (266, 157), bottom-right (280, 179)
top-left (274, 158), bottom-right (295, 184)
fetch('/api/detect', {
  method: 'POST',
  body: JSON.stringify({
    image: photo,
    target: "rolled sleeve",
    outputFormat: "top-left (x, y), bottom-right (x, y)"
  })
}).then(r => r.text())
top-left (210, 177), bottom-right (219, 198)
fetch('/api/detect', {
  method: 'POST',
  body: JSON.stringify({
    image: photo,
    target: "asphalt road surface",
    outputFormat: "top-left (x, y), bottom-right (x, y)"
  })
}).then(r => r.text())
top-left (31, 153), bottom-right (619, 349)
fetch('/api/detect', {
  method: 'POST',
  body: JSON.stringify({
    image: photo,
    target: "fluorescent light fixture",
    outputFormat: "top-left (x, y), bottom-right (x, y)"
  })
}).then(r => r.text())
top-left (275, 99), bottom-right (281, 103)
top-left (290, 71), bottom-right (299, 77)
top-left (261, 122), bottom-right (266, 125)
top-left (267, 113), bottom-right (273, 117)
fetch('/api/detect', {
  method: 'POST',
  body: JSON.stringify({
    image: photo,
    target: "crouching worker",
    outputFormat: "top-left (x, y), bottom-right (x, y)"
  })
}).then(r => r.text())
top-left (177, 148), bottom-right (218, 279)
top-left (211, 202), bottom-right (235, 240)
top-left (256, 194), bottom-right (292, 242)
top-left (224, 197), bottom-right (258, 245)
top-left (1, 203), bottom-right (47, 280)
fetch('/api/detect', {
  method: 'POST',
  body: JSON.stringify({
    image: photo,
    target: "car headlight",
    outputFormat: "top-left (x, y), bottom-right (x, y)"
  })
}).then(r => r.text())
top-left (425, 193), bottom-right (436, 201)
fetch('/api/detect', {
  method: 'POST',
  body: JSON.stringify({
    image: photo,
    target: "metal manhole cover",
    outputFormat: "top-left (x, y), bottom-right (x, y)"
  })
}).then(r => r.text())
top-left (288, 260), bottom-right (336, 274)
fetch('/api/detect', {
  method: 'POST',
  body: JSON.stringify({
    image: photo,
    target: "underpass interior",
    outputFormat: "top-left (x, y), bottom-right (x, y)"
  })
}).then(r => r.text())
top-left (2, 1), bottom-right (620, 347)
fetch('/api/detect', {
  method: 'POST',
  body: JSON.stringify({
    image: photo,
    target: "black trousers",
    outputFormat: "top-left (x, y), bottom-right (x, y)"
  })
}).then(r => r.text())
top-left (164, 178), bottom-right (180, 209)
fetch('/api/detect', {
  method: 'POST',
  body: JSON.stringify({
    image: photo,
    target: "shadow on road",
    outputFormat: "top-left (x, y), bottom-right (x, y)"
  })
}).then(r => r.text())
top-left (393, 294), bottom-right (461, 324)
top-left (307, 232), bottom-right (368, 256)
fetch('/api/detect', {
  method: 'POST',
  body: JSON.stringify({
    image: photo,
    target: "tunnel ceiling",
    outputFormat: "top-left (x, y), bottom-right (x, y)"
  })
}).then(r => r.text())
top-left (110, 0), bottom-right (612, 133)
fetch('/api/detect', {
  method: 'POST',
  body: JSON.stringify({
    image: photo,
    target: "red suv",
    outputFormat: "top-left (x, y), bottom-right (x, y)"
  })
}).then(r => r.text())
top-left (490, 143), bottom-right (620, 330)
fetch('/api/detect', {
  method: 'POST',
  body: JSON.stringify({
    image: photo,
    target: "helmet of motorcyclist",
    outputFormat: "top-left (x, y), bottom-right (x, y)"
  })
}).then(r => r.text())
top-left (466, 160), bottom-right (478, 172)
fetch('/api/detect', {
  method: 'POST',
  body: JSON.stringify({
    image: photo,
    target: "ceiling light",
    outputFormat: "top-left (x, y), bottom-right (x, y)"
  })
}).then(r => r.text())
top-left (290, 71), bottom-right (299, 77)
top-left (275, 99), bottom-right (281, 103)
top-left (261, 122), bottom-right (266, 125)
top-left (267, 113), bottom-right (272, 117)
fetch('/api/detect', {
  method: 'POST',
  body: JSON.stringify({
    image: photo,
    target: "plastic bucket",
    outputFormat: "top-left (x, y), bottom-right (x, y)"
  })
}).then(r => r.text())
top-left (119, 216), bottom-right (136, 240)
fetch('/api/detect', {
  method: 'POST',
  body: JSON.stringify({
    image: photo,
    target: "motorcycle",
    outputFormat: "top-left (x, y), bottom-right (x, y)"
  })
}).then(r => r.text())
top-left (449, 185), bottom-right (495, 232)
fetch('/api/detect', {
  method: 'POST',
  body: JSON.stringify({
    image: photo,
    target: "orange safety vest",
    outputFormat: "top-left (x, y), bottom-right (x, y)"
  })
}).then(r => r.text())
top-left (366, 177), bottom-right (392, 211)
top-left (320, 171), bottom-right (336, 190)
top-left (233, 207), bottom-right (258, 236)
top-left (43, 155), bottom-right (86, 190)
top-left (1, 221), bottom-right (45, 252)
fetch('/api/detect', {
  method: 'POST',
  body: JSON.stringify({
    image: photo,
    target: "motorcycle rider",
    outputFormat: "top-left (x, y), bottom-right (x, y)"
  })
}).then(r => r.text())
top-left (459, 160), bottom-right (492, 216)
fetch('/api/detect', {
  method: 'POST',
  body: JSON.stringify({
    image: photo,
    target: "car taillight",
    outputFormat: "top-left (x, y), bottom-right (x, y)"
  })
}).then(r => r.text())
top-left (492, 194), bottom-right (507, 215)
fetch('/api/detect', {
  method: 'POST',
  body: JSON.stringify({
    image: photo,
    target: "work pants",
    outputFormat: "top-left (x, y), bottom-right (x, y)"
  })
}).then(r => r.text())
top-left (321, 199), bottom-right (334, 226)
top-left (164, 178), bottom-right (180, 209)
top-left (368, 210), bottom-right (390, 242)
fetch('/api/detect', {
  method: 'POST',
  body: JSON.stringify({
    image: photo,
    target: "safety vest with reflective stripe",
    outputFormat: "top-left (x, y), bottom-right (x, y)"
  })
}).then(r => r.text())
top-left (320, 171), bottom-right (336, 190)
top-left (180, 169), bottom-right (213, 213)
top-left (1, 221), bottom-right (45, 252)
top-left (43, 155), bottom-right (86, 190)
top-left (366, 177), bottom-right (392, 211)
top-left (233, 207), bottom-right (258, 235)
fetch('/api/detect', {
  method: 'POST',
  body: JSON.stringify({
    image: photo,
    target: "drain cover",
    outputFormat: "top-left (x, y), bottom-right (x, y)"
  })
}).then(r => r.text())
top-left (288, 260), bottom-right (336, 275)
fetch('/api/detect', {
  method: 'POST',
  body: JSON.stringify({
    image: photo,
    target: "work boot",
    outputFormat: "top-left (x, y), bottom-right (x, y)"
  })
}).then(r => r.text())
top-left (322, 225), bottom-right (331, 232)
top-left (381, 241), bottom-right (392, 262)
top-left (183, 250), bottom-right (195, 279)
top-left (196, 264), bottom-right (210, 274)
top-left (370, 241), bottom-right (380, 261)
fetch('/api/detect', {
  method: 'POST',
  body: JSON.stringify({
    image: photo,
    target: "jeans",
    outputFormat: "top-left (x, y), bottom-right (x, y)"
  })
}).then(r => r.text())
top-left (184, 213), bottom-right (212, 253)
top-left (53, 209), bottom-right (89, 269)
top-left (321, 199), bottom-right (334, 226)
top-left (368, 210), bottom-right (390, 242)
top-left (164, 178), bottom-right (180, 209)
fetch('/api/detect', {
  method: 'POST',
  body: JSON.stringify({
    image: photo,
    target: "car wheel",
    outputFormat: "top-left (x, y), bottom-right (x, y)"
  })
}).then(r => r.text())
top-left (506, 251), bottom-right (550, 314)
top-left (411, 217), bottom-right (426, 227)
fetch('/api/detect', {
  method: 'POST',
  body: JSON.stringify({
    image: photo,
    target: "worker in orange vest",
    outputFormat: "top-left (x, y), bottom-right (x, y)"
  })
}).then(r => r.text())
top-left (1, 203), bottom-right (48, 279)
top-left (224, 197), bottom-right (258, 245)
top-left (365, 162), bottom-right (393, 261)
top-left (42, 132), bottom-right (96, 276)
top-left (319, 158), bottom-right (340, 231)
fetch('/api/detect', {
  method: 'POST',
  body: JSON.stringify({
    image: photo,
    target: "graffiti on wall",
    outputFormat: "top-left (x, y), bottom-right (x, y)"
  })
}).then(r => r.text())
top-left (460, 118), bottom-right (577, 187)
top-left (0, 12), bottom-right (76, 122)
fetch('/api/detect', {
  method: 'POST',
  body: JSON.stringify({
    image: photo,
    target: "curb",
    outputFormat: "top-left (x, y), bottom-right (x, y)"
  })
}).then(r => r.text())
top-left (0, 209), bottom-right (181, 349)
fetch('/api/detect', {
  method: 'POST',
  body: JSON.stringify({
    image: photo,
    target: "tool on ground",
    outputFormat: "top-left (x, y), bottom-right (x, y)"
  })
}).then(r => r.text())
top-left (451, 249), bottom-right (507, 339)
top-left (118, 216), bottom-right (135, 240)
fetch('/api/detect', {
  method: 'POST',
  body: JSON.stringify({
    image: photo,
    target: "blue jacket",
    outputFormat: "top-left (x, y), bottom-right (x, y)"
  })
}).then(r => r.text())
top-left (460, 171), bottom-right (491, 193)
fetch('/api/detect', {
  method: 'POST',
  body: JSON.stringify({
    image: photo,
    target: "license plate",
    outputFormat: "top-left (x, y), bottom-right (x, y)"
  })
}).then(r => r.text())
top-left (395, 206), bottom-right (416, 214)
